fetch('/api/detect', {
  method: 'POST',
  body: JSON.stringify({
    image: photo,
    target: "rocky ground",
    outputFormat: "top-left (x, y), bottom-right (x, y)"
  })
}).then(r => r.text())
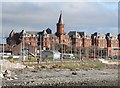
top-left (2, 69), bottom-right (118, 86)
top-left (0, 59), bottom-right (119, 87)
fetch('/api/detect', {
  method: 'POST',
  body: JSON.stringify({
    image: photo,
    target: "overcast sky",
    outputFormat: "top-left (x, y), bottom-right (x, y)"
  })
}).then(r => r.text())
top-left (0, 0), bottom-right (119, 43)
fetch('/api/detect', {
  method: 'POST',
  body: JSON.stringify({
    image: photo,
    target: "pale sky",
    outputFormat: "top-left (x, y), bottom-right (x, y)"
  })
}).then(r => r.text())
top-left (0, 0), bottom-right (119, 44)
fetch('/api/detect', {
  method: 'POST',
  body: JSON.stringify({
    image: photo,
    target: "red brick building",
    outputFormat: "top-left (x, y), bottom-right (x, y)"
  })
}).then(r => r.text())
top-left (105, 33), bottom-right (120, 56)
top-left (5, 12), bottom-right (120, 57)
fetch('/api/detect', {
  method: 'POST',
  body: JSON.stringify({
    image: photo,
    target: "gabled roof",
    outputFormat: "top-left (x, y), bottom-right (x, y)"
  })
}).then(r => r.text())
top-left (26, 31), bottom-right (38, 35)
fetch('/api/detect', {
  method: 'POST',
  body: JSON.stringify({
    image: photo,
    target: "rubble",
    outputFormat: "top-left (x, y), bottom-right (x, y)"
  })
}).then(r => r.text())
top-left (0, 70), bottom-right (18, 81)
top-left (0, 72), bottom-right (4, 78)
top-left (0, 59), bottom-right (26, 71)
top-left (3, 70), bottom-right (11, 78)
top-left (0, 59), bottom-right (23, 82)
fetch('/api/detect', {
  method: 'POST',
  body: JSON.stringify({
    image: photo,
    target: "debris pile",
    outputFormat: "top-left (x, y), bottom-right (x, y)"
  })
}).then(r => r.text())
top-left (0, 59), bottom-right (25, 80)
top-left (98, 59), bottom-right (118, 65)
top-left (0, 59), bottom-right (26, 71)
top-left (0, 70), bottom-right (18, 81)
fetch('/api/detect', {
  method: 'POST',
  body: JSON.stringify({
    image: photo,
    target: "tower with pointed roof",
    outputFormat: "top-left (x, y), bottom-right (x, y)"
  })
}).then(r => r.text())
top-left (56, 11), bottom-right (64, 43)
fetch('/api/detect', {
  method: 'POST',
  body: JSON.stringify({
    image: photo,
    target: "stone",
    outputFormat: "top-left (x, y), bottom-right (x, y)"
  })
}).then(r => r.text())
top-left (0, 73), bottom-right (4, 78)
top-left (72, 72), bottom-right (77, 75)
top-left (3, 70), bottom-right (11, 78)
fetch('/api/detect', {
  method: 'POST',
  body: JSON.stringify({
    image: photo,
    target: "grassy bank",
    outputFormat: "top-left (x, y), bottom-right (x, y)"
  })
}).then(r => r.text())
top-left (59, 62), bottom-right (105, 70)
top-left (25, 61), bottom-right (106, 70)
top-left (5, 57), bottom-right (106, 70)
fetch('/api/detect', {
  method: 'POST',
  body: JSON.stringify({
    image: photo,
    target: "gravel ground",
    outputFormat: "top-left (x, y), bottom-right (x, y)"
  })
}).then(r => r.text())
top-left (0, 59), bottom-right (119, 87)
top-left (1, 67), bottom-right (118, 86)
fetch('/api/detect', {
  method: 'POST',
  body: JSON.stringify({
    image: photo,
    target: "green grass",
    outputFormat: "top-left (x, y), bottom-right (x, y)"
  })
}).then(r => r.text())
top-left (42, 57), bottom-right (61, 61)
top-left (28, 57), bottom-right (38, 62)
top-left (5, 57), bottom-right (15, 62)
top-left (44, 57), bottom-right (54, 61)
top-left (27, 57), bottom-right (57, 62)
top-left (25, 60), bottom-right (106, 70)
top-left (53, 61), bottom-right (105, 70)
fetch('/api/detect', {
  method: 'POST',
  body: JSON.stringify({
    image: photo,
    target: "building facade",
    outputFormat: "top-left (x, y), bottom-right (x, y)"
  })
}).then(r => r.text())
top-left (5, 12), bottom-right (120, 57)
